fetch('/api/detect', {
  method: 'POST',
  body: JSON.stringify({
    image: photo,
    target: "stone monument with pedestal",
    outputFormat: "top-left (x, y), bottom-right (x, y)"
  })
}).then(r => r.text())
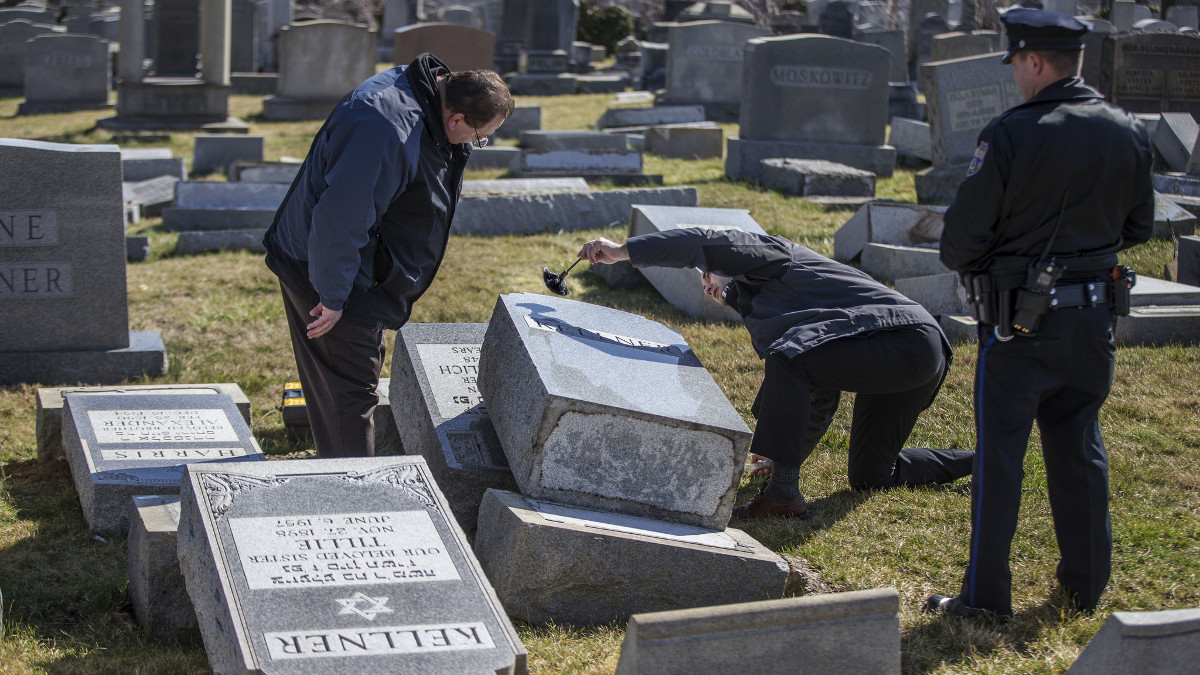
top-left (263, 20), bottom-right (377, 120)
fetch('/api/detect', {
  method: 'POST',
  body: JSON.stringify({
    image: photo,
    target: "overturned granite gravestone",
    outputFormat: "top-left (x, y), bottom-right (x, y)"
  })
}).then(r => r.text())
top-left (477, 293), bottom-right (750, 530)
top-left (177, 456), bottom-right (527, 674)
top-left (1066, 607), bottom-right (1200, 674)
top-left (128, 495), bottom-right (198, 637)
top-left (613, 588), bottom-right (901, 674)
top-left (389, 323), bottom-right (517, 532)
top-left (629, 205), bottom-right (767, 323)
top-left (62, 389), bottom-right (265, 535)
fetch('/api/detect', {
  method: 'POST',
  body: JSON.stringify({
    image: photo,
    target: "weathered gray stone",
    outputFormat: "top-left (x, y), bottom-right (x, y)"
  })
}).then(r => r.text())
top-left (122, 157), bottom-right (188, 182)
top-left (889, 116), bottom-right (932, 162)
top-left (264, 21), bottom-right (377, 120)
top-left (1154, 192), bottom-right (1198, 239)
top-left (172, 180), bottom-right (289, 210)
top-left (504, 72), bottom-right (578, 95)
top-left (177, 457), bottom-right (527, 674)
top-left (175, 229), bottom-right (268, 254)
top-left (493, 105), bottom-right (542, 140)
top-left (123, 175), bottom-right (178, 218)
top-left (19, 33), bottom-right (112, 114)
top-left (759, 158), bottom-right (875, 197)
top-left (1155, 113), bottom-right (1198, 173)
top-left (478, 293), bottom-right (750, 529)
top-left (630, 205), bottom-right (766, 323)
top-left (854, 27), bottom-right (907, 83)
top-left (229, 160), bottom-right (302, 183)
top-left (1066, 608), bottom-right (1200, 674)
top-left (389, 323), bottom-right (518, 533)
top-left (473, 489), bottom-right (790, 625)
top-left (860, 242), bottom-right (950, 283)
top-left (1115, 306), bottom-right (1200, 346)
top-left (452, 187), bottom-right (699, 235)
top-left (0, 332), bottom-right (168, 386)
top-left (727, 139), bottom-right (896, 180)
top-left (894, 272), bottom-right (967, 316)
top-left (600, 105), bottom-right (706, 129)
top-left (192, 135), bottom-right (265, 176)
top-left (36, 383), bottom-right (253, 462)
top-left (519, 130), bottom-right (629, 151)
top-left (1099, 31), bottom-right (1200, 118)
top-left (1177, 236), bottom-right (1200, 286)
top-left (929, 31), bottom-right (999, 62)
top-left (518, 148), bottom-right (643, 175)
top-left (921, 52), bottom-right (1021, 168)
top-left (645, 123), bottom-right (723, 159)
top-left (230, 73), bottom-right (278, 95)
top-left (576, 73), bottom-right (630, 93)
top-left (127, 236), bottom-right (151, 262)
top-left (128, 495), bottom-right (198, 638)
top-left (914, 164), bottom-right (966, 205)
top-left (62, 389), bottom-right (265, 535)
top-left (161, 210), bottom-right (276, 231)
top-left (661, 21), bottom-right (770, 120)
top-left (0, 19), bottom-right (64, 91)
top-left (939, 313), bottom-right (977, 343)
top-left (833, 201), bottom-right (946, 262)
top-left (462, 178), bottom-right (590, 196)
top-left (613, 588), bottom-right (901, 675)
top-left (466, 146), bottom-right (521, 170)
top-left (1133, 276), bottom-right (1200, 306)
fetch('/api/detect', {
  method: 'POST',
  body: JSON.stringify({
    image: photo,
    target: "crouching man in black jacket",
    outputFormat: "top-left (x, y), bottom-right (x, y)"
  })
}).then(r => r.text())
top-left (579, 227), bottom-right (974, 520)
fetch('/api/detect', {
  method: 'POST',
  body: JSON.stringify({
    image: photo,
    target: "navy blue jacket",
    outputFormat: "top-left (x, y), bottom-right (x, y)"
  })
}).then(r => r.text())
top-left (264, 54), bottom-right (470, 330)
top-left (627, 228), bottom-right (948, 359)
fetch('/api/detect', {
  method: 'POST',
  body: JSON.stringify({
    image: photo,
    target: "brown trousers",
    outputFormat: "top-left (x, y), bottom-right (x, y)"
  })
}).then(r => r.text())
top-left (279, 281), bottom-right (384, 457)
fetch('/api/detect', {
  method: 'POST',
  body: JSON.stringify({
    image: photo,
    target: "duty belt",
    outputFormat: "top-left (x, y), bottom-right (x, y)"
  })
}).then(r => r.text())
top-left (1049, 280), bottom-right (1110, 309)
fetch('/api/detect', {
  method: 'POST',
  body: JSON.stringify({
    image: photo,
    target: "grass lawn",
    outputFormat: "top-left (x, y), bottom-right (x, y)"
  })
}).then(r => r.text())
top-left (0, 91), bottom-right (1197, 674)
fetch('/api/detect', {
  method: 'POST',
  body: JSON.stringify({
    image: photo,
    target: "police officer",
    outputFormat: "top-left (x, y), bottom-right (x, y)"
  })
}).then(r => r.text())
top-left (579, 228), bottom-right (975, 520)
top-left (925, 8), bottom-right (1154, 619)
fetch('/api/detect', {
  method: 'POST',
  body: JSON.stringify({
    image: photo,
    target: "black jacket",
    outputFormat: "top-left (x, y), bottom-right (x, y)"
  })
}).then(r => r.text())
top-left (627, 228), bottom-right (949, 359)
top-left (264, 54), bottom-right (470, 330)
top-left (940, 77), bottom-right (1154, 279)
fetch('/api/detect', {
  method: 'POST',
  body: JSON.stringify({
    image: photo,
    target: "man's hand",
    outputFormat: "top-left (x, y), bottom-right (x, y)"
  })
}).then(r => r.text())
top-left (306, 303), bottom-right (343, 339)
top-left (578, 237), bottom-right (629, 265)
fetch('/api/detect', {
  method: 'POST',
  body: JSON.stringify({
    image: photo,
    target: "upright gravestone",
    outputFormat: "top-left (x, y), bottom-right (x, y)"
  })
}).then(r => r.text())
top-left (392, 23), bottom-right (495, 72)
top-left (263, 20), bottom-right (377, 120)
top-left (256, 0), bottom-right (293, 71)
top-left (913, 12), bottom-right (951, 82)
top-left (230, 0), bottom-right (257, 72)
top-left (388, 323), bottom-right (517, 532)
top-left (1080, 18), bottom-right (1114, 90)
top-left (0, 19), bottom-right (64, 92)
top-left (61, 389), bottom-right (265, 535)
top-left (661, 20), bottom-right (770, 121)
top-left (0, 139), bottom-right (167, 385)
top-left (818, 0), bottom-right (854, 38)
top-left (18, 33), bottom-right (113, 114)
top-left (907, 0), bottom-right (950, 68)
top-left (177, 456), bottom-right (527, 674)
top-left (151, 0), bottom-right (200, 75)
top-left (628, 206), bottom-right (767, 322)
top-left (1100, 31), bottom-right (1200, 117)
top-left (515, 0), bottom-right (578, 73)
top-left (381, 0), bottom-right (413, 58)
top-left (929, 30), bottom-right (999, 62)
top-left (855, 25), bottom-right (908, 83)
top-left (727, 34), bottom-right (895, 180)
top-left (192, 134), bottom-right (265, 175)
top-left (477, 293), bottom-right (750, 530)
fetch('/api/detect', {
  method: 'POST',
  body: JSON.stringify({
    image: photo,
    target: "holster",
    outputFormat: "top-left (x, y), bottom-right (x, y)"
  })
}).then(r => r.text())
top-left (1109, 265), bottom-right (1135, 316)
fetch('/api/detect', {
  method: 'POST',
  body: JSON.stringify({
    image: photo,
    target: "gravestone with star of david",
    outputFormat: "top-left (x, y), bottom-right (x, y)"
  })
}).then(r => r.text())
top-left (62, 389), bottom-right (265, 536)
top-left (177, 456), bottom-right (527, 674)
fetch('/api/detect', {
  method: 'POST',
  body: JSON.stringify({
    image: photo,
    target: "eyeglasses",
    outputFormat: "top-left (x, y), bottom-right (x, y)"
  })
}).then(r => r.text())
top-left (472, 127), bottom-right (489, 149)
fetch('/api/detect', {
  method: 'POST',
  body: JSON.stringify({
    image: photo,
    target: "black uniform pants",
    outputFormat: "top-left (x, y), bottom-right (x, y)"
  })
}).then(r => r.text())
top-left (280, 281), bottom-right (385, 458)
top-left (959, 304), bottom-right (1114, 616)
top-left (750, 323), bottom-right (973, 489)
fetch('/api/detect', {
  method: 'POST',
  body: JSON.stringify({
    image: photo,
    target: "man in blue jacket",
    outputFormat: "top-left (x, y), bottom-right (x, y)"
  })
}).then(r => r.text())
top-left (579, 228), bottom-right (974, 520)
top-left (264, 54), bottom-right (513, 457)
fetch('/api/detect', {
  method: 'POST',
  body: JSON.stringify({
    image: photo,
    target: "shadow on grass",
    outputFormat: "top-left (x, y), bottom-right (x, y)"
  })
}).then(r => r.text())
top-left (902, 595), bottom-right (1092, 673)
top-left (736, 484), bottom-right (876, 553)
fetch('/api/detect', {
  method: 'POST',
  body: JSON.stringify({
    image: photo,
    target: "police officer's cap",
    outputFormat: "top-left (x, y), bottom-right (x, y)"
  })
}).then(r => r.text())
top-left (1000, 8), bottom-right (1089, 64)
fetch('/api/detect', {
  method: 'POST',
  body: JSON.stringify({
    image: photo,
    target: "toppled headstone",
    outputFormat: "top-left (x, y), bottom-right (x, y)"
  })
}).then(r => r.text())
top-left (1154, 113), bottom-right (1199, 173)
top-left (36, 383), bottom-right (252, 462)
top-left (1066, 608), bottom-right (1200, 674)
top-left (833, 200), bottom-right (946, 262)
top-left (889, 117), bottom-right (932, 163)
top-left (124, 175), bottom-right (178, 218)
top-left (474, 489), bottom-right (790, 625)
top-left (192, 135), bottom-right (265, 175)
top-left (518, 130), bottom-right (628, 151)
top-left (177, 456), bottom-right (527, 674)
top-left (229, 160), bottom-right (301, 183)
top-left (517, 148), bottom-right (644, 175)
top-left (478, 293), bottom-right (750, 529)
top-left (121, 148), bottom-right (187, 182)
top-left (645, 123), bottom-right (723, 159)
top-left (1177, 235), bottom-right (1200, 286)
top-left (389, 323), bottom-right (517, 532)
top-left (162, 181), bottom-right (289, 231)
top-left (492, 105), bottom-right (541, 140)
top-left (128, 495), bottom-right (198, 637)
top-left (461, 178), bottom-right (590, 196)
top-left (62, 389), bottom-right (265, 535)
top-left (599, 106), bottom-right (706, 129)
top-left (451, 186), bottom-right (698, 236)
top-left (613, 588), bottom-right (901, 674)
top-left (860, 242), bottom-right (950, 283)
top-left (894, 272), bottom-right (967, 316)
top-left (629, 205), bottom-right (767, 323)
top-left (759, 158), bottom-right (875, 198)
top-left (1154, 192), bottom-right (1198, 239)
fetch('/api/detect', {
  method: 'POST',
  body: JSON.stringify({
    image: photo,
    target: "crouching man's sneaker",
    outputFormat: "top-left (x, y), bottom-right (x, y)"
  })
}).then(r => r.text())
top-left (922, 595), bottom-right (1008, 622)
top-left (731, 492), bottom-right (811, 521)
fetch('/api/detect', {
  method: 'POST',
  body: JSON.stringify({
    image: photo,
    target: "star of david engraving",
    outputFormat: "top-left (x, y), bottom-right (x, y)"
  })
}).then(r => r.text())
top-left (335, 592), bottom-right (394, 621)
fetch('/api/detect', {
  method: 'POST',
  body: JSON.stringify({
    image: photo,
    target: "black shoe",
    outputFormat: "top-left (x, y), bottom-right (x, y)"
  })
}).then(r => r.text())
top-left (923, 594), bottom-right (1007, 622)
top-left (731, 492), bottom-right (812, 521)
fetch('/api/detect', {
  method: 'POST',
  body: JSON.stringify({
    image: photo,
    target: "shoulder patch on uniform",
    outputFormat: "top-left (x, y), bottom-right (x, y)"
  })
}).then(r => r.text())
top-left (965, 141), bottom-right (988, 177)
